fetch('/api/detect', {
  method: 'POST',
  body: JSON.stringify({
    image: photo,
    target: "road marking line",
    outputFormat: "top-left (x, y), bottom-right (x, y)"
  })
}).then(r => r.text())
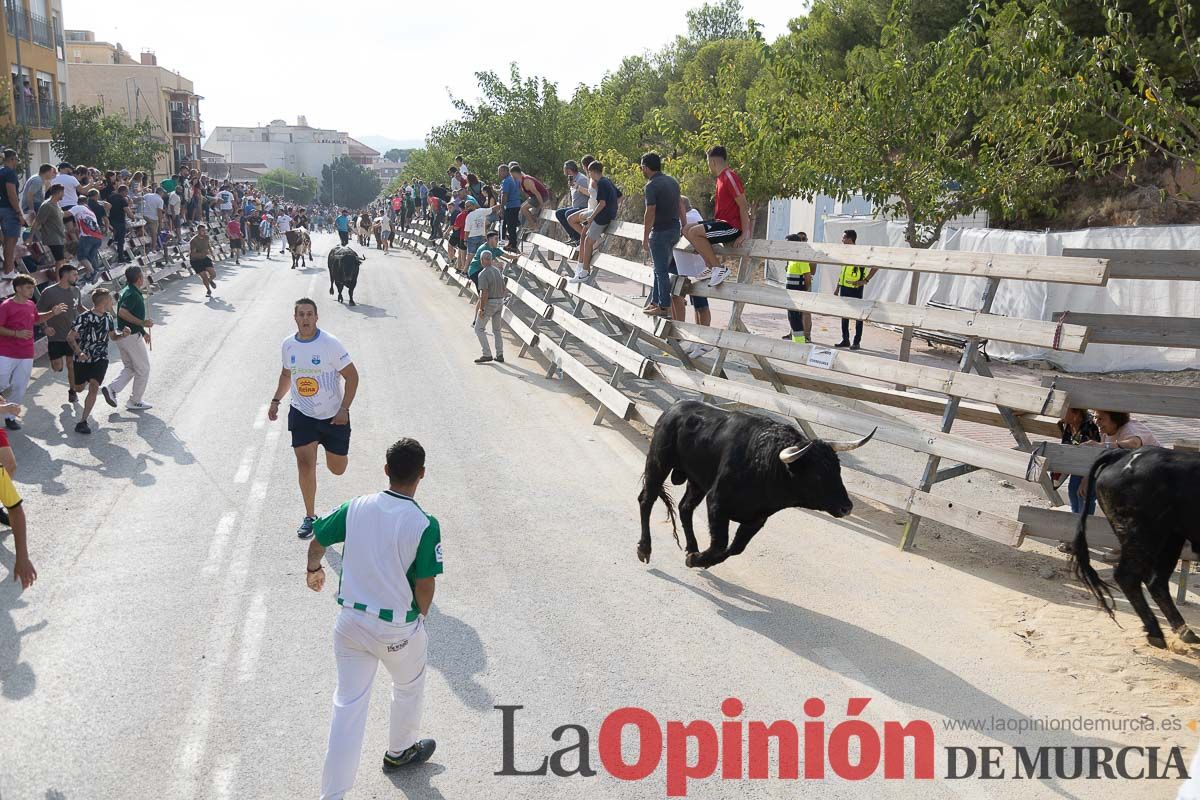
top-left (211, 753), bottom-right (238, 800)
top-left (203, 512), bottom-right (238, 576)
top-left (249, 427), bottom-right (282, 503)
top-left (307, 274), bottom-right (319, 296)
top-left (232, 447), bottom-right (255, 483)
top-left (252, 404), bottom-right (268, 430)
top-left (174, 422), bottom-right (286, 798)
top-left (237, 592), bottom-right (267, 683)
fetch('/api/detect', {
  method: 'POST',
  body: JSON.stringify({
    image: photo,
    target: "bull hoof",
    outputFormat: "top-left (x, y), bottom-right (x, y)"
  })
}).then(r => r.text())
top-left (1147, 635), bottom-right (1168, 650)
top-left (349, 300), bottom-right (356, 307)
top-left (328, 287), bottom-right (334, 295)
top-left (1175, 625), bottom-right (1200, 644)
top-left (637, 546), bottom-right (650, 564)
top-left (685, 552), bottom-right (704, 569)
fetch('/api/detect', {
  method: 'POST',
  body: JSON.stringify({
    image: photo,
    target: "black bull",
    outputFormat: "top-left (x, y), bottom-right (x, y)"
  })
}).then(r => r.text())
top-left (327, 246), bottom-right (364, 305)
top-left (638, 400), bottom-right (875, 569)
top-left (285, 228), bottom-right (311, 269)
top-left (1072, 446), bottom-right (1200, 650)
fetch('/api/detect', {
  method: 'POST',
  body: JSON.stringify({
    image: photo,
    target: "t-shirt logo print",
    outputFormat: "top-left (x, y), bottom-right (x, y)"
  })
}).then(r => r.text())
top-left (296, 377), bottom-right (319, 397)
top-left (311, 356), bottom-right (321, 366)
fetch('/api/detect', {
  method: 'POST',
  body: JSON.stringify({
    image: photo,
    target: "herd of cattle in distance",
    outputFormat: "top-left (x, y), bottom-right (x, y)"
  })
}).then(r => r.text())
top-left (637, 400), bottom-right (1200, 654)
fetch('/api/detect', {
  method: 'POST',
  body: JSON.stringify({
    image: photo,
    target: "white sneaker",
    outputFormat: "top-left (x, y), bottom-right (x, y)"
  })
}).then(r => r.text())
top-left (689, 344), bottom-right (714, 358)
top-left (126, 401), bottom-right (153, 411)
top-left (567, 267), bottom-right (589, 283)
top-left (695, 267), bottom-right (713, 282)
top-left (708, 266), bottom-right (731, 287)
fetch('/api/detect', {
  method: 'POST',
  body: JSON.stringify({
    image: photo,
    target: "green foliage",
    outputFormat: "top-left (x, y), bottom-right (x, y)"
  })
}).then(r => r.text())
top-left (405, 0), bottom-right (1200, 237)
top-left (259, 168), bottom-right (318, 204)
top-left (0, 124), bottom-right (32, 173)
top-left (51, 105), bottom-right (169, 174)
top-left (383, 148), bottom-right (412, 163)
top-left (319, 155), bottom-right (381, 209)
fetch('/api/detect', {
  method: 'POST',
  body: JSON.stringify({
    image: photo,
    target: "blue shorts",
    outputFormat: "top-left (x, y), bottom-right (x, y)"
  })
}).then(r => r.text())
top-left (0, 207), bottom-right (21, 238)
top-left (668, 258), bottom-right (709, 310)
top-left (288, 405), bottom-right (351, 456)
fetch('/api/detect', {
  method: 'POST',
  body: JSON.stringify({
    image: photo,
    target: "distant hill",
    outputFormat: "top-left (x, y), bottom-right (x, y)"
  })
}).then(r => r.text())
top-left (357, 135), bottom-right (424, 154)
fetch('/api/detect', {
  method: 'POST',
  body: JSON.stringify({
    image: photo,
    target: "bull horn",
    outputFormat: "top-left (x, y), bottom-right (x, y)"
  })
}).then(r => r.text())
top-left (779, 442), bottom-right (813, 464)
top-left (828, 427), bottom-right (877, 453)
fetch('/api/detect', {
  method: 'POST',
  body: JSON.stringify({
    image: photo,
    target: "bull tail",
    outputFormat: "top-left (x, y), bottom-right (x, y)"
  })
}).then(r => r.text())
top-left (1070, 449), bottom-right (1125, 619)
top-left (640, 454), bottom-right (681, 551)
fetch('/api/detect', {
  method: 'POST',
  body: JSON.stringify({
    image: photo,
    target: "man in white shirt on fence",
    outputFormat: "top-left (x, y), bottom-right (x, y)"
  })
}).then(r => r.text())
top-left (305, 437), bottom-right (441, 799)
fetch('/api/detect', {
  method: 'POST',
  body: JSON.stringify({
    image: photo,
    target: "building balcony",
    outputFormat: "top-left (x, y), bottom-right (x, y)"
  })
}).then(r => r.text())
top-left (5, 1), bottom-right (55, 50)
top-left (12, 98), bottom-right (57, 129)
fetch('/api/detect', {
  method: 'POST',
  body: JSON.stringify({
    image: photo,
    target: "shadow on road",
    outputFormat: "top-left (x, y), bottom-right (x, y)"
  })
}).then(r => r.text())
top-left (385, 760), bottom-right (446, 800)
top-left (646, 566), bottom-right (1118, 800)
top-left (343, 303), bottom-right (392, 319)
top-left (0, 535), bottom-right (47, 700)
top-left (428, 607), bottom-right (493, 714)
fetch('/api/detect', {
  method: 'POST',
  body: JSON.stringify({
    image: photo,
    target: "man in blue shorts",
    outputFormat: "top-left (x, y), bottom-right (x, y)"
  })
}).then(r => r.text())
top-left (269, 298), bottom-right (360, 539)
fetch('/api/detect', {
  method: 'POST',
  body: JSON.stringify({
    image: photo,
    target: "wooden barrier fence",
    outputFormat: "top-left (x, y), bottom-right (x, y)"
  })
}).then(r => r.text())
top-left (396, 211), bottom-right (1197, 576)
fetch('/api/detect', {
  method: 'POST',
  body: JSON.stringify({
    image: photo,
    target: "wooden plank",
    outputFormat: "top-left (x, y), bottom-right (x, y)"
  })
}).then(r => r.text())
top-left (1018, 506), bottom-right (1118, 548)
top-left (1047, 376), bottom-right (1200, 419)
top-left (548, 308), bottom-right (651, 378)
top-left (566, 281), bottom-right (670, 338)
top-left (1051, 312), bottom-right (1200, 349)
top-left (1063, 248), bottom-right (1200, 281)
top-left (653, 363), bottom-right (1047, 481)
top-left (687, 281), bottom-right (1089, 352)
top-left (506, 280), bottom-right (553, 319)
top-left (595, 217), bottom-right (1110, 285)
top-left (845, 470), bottom-right (1025, 546)
top-left (743, 362), bottom-right (1062, 437)
top-left (514, 256), bottom-right (567, 290)
top-left (501, 307), bottom-right (539, 349)
top-left (671, 321), bottom-right (1067, 417)
top-left (591, 253), bottom-right (655, 287)
top-left (527, 233), bottom-right (575, 260)
top-left (536, 335), bottom-right (634, 420)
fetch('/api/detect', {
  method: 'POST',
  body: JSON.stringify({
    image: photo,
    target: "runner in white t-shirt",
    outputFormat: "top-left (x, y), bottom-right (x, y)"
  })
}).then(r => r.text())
top-left (277, 213), bottom-right (293, 235)
top-left (269, 298), bottom-right (359, 539)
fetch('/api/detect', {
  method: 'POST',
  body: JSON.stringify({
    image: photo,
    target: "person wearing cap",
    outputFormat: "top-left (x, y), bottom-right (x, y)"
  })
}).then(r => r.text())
top-left (461, 196), bottom-right (492, 271)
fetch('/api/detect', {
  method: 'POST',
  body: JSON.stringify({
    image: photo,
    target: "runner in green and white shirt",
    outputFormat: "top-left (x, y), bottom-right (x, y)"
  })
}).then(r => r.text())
top-left (305, 438), bottom-right (442, 798)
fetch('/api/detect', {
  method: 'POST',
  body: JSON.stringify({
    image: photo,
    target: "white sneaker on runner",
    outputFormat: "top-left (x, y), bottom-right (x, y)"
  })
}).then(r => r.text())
top-left (126, 401), bottom-right (154, 411)
top-left (708, 266), bottom-right (731, 287)
top-left (567, 267), bottom-right (589, 283)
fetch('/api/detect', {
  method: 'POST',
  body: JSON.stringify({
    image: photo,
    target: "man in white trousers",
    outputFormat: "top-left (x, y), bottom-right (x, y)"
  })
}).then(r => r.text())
top-left (102, 265), bottom-right (153, 411)
top-left (306, 437), bottom-right (441, 799)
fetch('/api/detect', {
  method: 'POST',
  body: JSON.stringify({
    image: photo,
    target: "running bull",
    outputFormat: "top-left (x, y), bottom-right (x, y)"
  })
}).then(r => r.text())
top-left (638, 400), bottom-right (875, 568)
top-left (285, 228), bottom-right (311, 269)
top-left (1072, 446), bottom-right (1200, 651)
top-left (327, 246), bottom-right (364, 306)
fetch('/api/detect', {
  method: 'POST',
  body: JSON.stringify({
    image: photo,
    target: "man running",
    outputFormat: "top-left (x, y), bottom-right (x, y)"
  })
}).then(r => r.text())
top-left (259, 213), bottom-right (275, 258)
top-left (269, 298), bottom-right (359, 539)
top-left (188, 224), bottom-right (217, 298)
top-left (335, 209), bottom-right (350, 246)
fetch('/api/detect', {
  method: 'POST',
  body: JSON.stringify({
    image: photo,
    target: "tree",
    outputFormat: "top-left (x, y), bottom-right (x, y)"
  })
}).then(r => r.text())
top-left (384, 147), bottom-right (413, 163)
top-left (51, 105), bottom-right (108, 167)
top-left (0, 124), bottom-right (31, 174)
top-left (258, 168), bottom-right (318, 204)
top-left (319, 155), bottom-right (381, 209)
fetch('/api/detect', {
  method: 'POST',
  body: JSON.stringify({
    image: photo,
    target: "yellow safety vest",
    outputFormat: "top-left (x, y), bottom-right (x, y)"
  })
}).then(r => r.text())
top-left (786, 260), bottom-right (811, 277)
top-left (838, 264), bottom-right (867, 288)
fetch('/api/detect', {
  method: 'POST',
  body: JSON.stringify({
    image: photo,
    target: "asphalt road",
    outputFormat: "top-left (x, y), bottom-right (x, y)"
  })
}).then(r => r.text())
top-left (0, 231), bottom-right (1191, 800)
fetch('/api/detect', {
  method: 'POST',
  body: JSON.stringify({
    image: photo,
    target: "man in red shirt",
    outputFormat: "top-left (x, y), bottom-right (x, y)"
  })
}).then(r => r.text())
top-left (682, 145), bottom-right (751, 288)
top-left (0, 275), bottom-right (67, 430)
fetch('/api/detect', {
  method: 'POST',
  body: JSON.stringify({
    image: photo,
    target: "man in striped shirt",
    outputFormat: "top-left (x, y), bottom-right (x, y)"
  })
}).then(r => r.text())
top-left (306, 438), bottom-right (441, 798)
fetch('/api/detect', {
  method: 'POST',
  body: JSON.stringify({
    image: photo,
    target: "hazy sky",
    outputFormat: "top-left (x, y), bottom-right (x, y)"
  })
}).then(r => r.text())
top-left (60, 0), bottom-right (798, 148)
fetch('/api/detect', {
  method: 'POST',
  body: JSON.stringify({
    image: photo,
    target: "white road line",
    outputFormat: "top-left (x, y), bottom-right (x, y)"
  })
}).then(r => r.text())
top-left (232, 446), bottom-right (255, 484)
top-left (252, 404), bottom-right (268, 430)
top-left (249, 427), bottom-right (282, 503)
top-left (211, 754), bottom-right (238, 800)
top-left (202, 512), bottom-right (238, 576)
top-left (307, 274), bottom-right (319, 296)
top-left (174, 423), bottom-right (286, 799)
top-left (237, 593), bottom-right (267, 683)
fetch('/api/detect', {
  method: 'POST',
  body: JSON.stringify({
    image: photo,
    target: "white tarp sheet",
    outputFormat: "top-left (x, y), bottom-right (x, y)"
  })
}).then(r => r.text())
top-left (806, 218), bottom-right (1200, 373)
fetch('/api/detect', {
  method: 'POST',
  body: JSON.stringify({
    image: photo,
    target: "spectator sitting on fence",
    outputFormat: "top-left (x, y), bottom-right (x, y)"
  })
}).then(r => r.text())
top-left (567, 160), bottom-right (619, 284)
top-left (670, 197), bottom-right (713, 357)
top-left (555, 158), bottom-right (592, 248)
top-left (833, 229), bottom-right (876, 351)
top-left (511, 166), bottom-right (551, 236)
top-left (681, 145), bottom-right (750, 288)
top-left (462, 197), bottom-right (491, 273)
top-left (783, 232), bottom-right (813, 344)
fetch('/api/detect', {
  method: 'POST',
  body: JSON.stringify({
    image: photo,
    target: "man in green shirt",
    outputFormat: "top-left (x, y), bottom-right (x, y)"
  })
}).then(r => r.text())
top-left (306, 438), bottom-right (441, 796)
top-left (467, 230), bottom-right (508, 281)
top-left (102, 266), bottom-right (154, 411)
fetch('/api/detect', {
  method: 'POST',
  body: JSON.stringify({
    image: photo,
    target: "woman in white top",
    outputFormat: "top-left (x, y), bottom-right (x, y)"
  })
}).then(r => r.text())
top-left (1093, 410), bottom-right (1161, 450)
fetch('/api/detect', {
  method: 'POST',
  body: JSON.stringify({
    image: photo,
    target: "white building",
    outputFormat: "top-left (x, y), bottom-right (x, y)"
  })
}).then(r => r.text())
top-left (204, 117), bottom-right (349, 178)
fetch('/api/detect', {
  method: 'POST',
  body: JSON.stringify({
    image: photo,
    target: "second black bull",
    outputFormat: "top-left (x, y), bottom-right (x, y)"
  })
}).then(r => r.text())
top-left (638, 400), bottom-right (875, 569)
top-left (328, 246), bottom-right (365, 306)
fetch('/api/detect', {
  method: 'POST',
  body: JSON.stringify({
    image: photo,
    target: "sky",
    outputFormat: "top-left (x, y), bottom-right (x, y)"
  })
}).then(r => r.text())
top-left (60, 0), bottom-right (798, 151)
